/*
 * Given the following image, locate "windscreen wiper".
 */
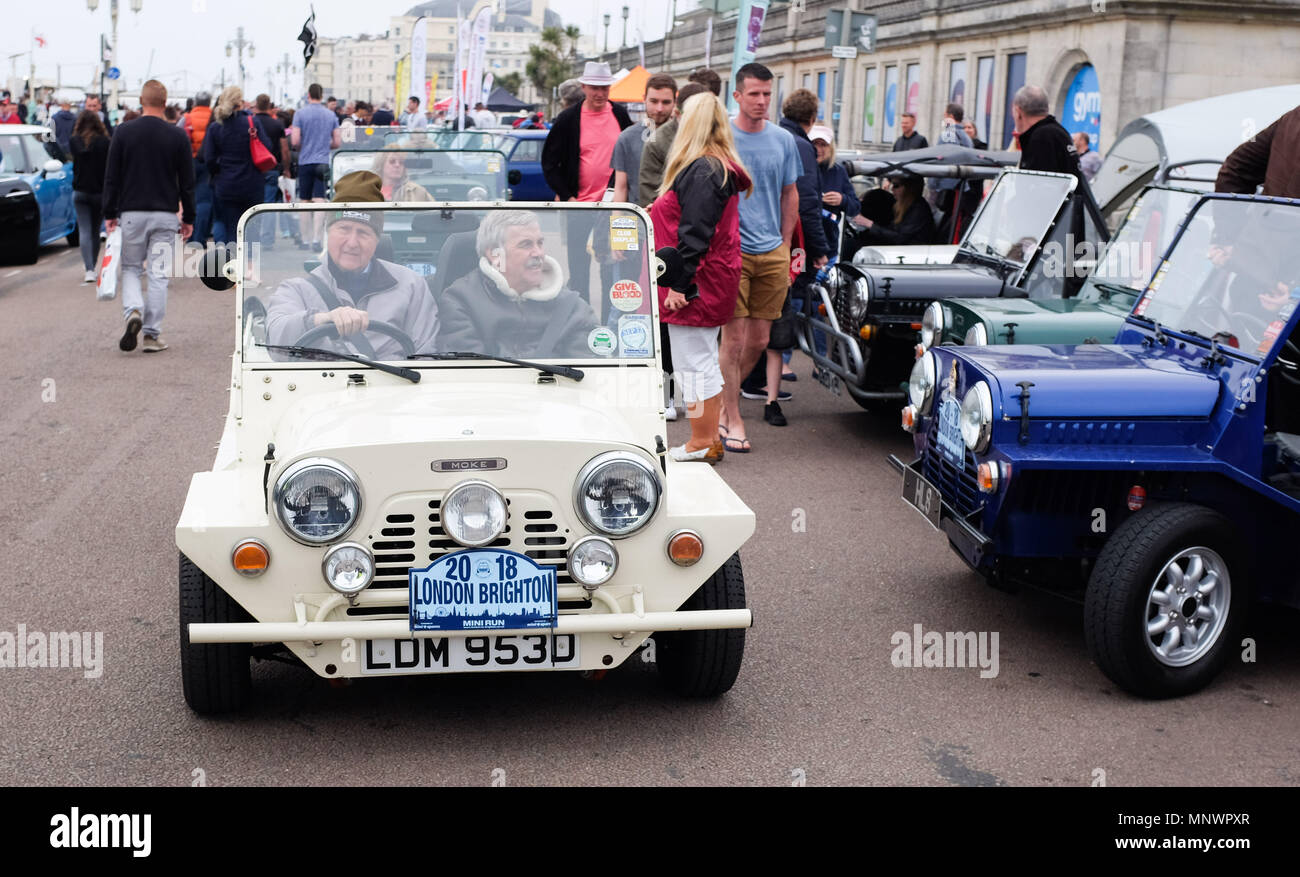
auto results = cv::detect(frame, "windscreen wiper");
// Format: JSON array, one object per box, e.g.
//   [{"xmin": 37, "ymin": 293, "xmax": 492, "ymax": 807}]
[
  {"xmin": 1091, "ymin": 281, "xmax": 1137, "ymax": 300},
  {"xmin": 258, "ymin": 343, "xmax": 421, "ymax": 383},
  {"xmin": 411, "ymin": 351, "xmax": 584, "ymax": 381}
]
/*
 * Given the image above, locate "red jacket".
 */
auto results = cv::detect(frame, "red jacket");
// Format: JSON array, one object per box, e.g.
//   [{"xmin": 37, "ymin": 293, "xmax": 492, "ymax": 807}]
[{"xmin": 649, "ymin": 157, "xmax": 750, "ymax": 328}]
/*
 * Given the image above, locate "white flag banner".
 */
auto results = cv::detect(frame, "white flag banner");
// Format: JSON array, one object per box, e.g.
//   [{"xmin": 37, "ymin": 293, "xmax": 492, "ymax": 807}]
[
  {"xmin": 481, "ymin": 72, "xmax": 494, "ymax": 103},
  {"xmin": 704, "ymin": 17, "xmax": 713, "ymax": 68},
  {"xmin": 638, "ymin": 31, "xmax": 645, "ymax": 70},
  {"xmin": 467, "ymin": 6, "xmax": 492, "ymax": 110},
  {"xmin": 410, "ymin": 16, "xmax": 428, "ymax": 111},
  {"xmin": 457, "ymin": 14, "xmax": 471, "ymax": 126}
]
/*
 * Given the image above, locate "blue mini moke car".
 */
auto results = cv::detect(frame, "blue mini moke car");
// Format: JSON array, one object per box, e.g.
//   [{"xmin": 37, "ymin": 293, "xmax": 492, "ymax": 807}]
[{"xmin": 892, "ymin": 192, "xmax": 1300, "ymax": 697}]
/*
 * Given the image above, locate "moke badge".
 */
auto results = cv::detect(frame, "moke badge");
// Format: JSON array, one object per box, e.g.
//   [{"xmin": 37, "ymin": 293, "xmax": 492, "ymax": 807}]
[{"xmin": 431, "ymin": 458, "xmax": 507, "ymax": 472}]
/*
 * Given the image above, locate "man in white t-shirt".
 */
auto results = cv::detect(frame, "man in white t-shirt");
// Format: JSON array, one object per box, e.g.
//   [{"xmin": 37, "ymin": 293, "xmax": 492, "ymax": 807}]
[{"xmin": 472, "ymin": 102, "xmax": 496, "ymax": 129}]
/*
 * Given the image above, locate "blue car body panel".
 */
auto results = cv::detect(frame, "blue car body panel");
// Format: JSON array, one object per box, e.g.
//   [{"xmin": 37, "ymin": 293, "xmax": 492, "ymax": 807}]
[
  {"xmin": 497, "ymin": 130, "xmax": 553, "ymax": 201},
  {"xmin": 1, "ymin": 128, "xmax": 77, "ymax": 246}
]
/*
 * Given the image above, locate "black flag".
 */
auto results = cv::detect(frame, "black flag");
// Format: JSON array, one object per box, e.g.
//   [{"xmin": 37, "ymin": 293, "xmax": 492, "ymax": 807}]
[{"xmin": 298, "ymin": 6, "xmax": 317, "ymax": 67}]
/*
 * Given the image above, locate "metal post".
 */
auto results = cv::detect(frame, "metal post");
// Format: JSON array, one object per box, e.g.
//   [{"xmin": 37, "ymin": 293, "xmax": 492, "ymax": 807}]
[
  {"xmin": 831, "ymin": 8, "xmax": 851, "ymax": 145},
  {"xmin": 109, "ymin": 0, "xmax": 119, "ymax": 117}
]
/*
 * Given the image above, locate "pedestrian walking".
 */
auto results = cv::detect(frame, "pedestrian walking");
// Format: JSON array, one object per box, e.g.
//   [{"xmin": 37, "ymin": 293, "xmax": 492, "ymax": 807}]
[
  {"xmin": 810, "ymin": 125, "xmax": 860, "ymax": 260},
  {"xmin": 892, "ymin": 112, "xmax": 928, "ymax": 151},
  {"xmin": 254, "ymin": 94, "xmax": 291, "ymax": 246},
  {"xmin": 202, "ymin": 86, "xmax": 275, "ymax": 248},
  {"xmin": 1216, "ymin": 104, "xmax": 1300, "ymax": 198},
  {"xmin": 182, "ymin": 91, "xmax": 221, "ymax": 245},
  {"xmin": 1074, "ymin": 132, "xmax": 1102, "ymax": 182},
  {"xmin": 637, "ymin": 82, "xmax": 709, "ymax": 207},
  {"xmin": 650, "ymin": 92, "xmax": 752, "ymax": 463},
  {"xmin": 611, "ymin": 73, "xmax": 676, "ymax": 205},
  {"xmin": 739, "ymin": 88, "xmax": 829, "ymax": 426},
  {"xmin": 0, "ymin": 97, "xmax": 21, "ymax": 124},
  {"xmin": 540, "ymin": 61, "xmax": 632, "ymax": 305},
  {"xmin": 370, "ymin": 104, "xmax": 395, "ymax": 126},
  {"xmin": 69, "ymin": 110, "xmax": 111, "ymax": 283},
  {"xmin": 934, "ymin": 103, "xmax": 974, "ymax": 241},
  {"xmin": 471, "ymin": 102, "xmax": 495, "ymax": 129},
  {"xmin": 50, "ymin": 99, "xmax": 77, "ymax": 153},
  {"xmin": 718, "ymin": 62, "xmax": 803, "ymax": 453},
  {"xmin": 290, "ymin": 83, "xmax": 341, "ymax": 251},
  {"xmin": 102, "ymin": 79, "xmax": 195, "ymax": 354}
]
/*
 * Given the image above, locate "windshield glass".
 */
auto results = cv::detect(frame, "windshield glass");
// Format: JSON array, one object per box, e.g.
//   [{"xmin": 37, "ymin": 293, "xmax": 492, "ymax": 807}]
[
  {"xmin": 961, "ymin": 171, "xmax": 1075, "ymax": 265},
  {"xmin": 330, "ymin": 149, "xmax": 508, "ymax": 201},
  {"xmin": 336, "ymin": 127, "xmax": 498, "ymax": 151},
  {"xmin": 1132, "ymin": 198, "xmax": 1300, "ymax": 356},
  {"xmin": 0, "ymin": 134, "xmax": 32, "ymax": 174},
  {"xmin": 1081, "ymin": 187, "xmax": 1201, "ymax": 299},
  {"xmin": 239, "ymin": 204, "xmax": 655, "ymax": 365}
]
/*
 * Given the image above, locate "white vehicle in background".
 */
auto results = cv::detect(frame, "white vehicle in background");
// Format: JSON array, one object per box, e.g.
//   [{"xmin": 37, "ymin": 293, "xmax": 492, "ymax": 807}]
[{"xmin": 175, "ymin": 200, "xmax": 755, "ymax": 714}]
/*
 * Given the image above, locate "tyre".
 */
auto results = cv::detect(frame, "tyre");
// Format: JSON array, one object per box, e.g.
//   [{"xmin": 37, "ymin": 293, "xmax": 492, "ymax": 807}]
[
  {"xmin": 1085, "ymin": 503, "xmax": 1246, "ymax": 698},
  {"xmin": 656, "ymin": 553, "xmax": 747, "ymax": 697},
  {"xmin": 10, "ymin": 223, "xmax": 39, "ymax": 265},
  {"xmin": 179, "ymin": 552, "xmax": 253, "ymax": 714}
]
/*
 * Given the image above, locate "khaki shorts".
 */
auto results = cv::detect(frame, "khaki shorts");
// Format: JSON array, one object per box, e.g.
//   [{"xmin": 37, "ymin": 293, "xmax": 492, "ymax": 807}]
[{"xmin": 736, "ymin": 243, "xmax": 790, "ymax": 321}]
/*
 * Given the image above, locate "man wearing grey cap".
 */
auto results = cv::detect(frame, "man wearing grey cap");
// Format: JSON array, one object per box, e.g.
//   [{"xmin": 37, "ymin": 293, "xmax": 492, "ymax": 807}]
[
  {"xmin": 265, "ymin": 171, "xmax": 440, "ymax": 360},
  {"xmin": 541, "ymin": 61, "xmax": 632, "ymax": 305}
]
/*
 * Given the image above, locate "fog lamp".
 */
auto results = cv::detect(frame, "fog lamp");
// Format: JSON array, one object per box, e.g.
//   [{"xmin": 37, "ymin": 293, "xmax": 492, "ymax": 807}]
[
  {"xmin": 567, "ymin": 536, "xmax": 618, "ymax": 589},
  {"xmin": 321, "ymin": 542, "xmax": 374, "ymax": 596}
]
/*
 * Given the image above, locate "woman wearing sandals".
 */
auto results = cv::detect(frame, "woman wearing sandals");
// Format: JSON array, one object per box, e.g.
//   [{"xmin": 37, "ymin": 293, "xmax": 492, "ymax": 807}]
[{"xmin": 649, "ymin": 93, "xmax": 752, "ymax": 463}]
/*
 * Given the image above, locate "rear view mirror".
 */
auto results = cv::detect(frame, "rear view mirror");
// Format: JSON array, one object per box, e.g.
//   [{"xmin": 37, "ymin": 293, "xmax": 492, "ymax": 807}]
[
  {"xmin": 197, "ymin": 245, "xmax": 235, "ymax": 291},
  {"xmin": 655, "ymin": 247, "xmax": 684, "ymax": 288},
  {"xmin": 42, "ymin": 159, "xmax": 63, "ymax": 174}
]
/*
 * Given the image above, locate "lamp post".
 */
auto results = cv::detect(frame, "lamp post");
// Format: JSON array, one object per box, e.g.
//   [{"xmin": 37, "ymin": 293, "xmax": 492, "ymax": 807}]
[
  {"xmin": 87, "ymin": 0, "xmax": 139, "ymax": 119},
  {"xmin": 603, "ymin": 14, "xmax": 610, "ymax": 56},
  {"xmin": 276, "ymin": 53, "xmax": 297, "ymax": 107},
  {"xmin": 226, "ymin": 26, "xmax": 255, "ymax": 96},
  {"xmin": 621, "ymin": 6, "xmax": 629, "ymax": 49}
]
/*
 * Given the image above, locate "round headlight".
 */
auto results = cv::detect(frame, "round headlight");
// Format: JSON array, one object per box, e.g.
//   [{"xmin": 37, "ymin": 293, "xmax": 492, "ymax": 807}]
[
  {"xmin": 920, "ymin": 301, "xmax": 944, "ymax": 349},
  {"xmin": 441, "ymin": 480, "xmax": 508, "ymax": 548},
  {"xmin": 850, "ymin": 275, "xmax": 872, "ymax": 324},
  {"xmin": 567, "ymin": 536, "xmax": 618, "ymax": 588},
  {"xmin": 960, "ymin": 381, "xmax": 994, "ymax": 453},
  {"xmin": 574, "ymin": 452, "xmax": 662, "ymax": 538},
  {"xmin": 908, "ymin": 351, "xmax": 937, "ymax": 415},
  {"xmin": 273, "ymin": 458, "xmax": 362, "ymax": 545},
  {"xmin": 466, "ymin": 185, "xmax": 489, "ymax": 201},
  {"xmin": 321, "ymin": 542, "xmax": 374, "ymax": 595},
  {"xmin": 964, "ymin": 322, "xmax": 988, "ymax": 346}
]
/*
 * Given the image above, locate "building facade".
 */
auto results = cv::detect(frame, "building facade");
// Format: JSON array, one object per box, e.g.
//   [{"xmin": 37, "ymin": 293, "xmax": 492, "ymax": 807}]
[{"xmin": 615, "ymin": 0, "xmax": 1300, "ymax": 153}]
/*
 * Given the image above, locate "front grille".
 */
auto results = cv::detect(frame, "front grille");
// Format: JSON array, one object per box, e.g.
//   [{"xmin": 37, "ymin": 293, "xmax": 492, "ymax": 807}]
[
  {"xmin": 921, "ymin": 419, "xmax": 981, "ymax": 517},
  {"xmin": 368, "ymin": 492, "xmax": 574, "ymax": 590}
]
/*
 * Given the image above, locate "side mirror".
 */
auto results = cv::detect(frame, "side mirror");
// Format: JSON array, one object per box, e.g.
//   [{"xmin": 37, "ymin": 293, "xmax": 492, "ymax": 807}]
[
  {"xmin": 655, "ymin": 246, "xmax": 684, "ymax": 288},
  {"xmin": 197, "ymin": 245, "xmax": 235, "ymax": 291},
  {"xmin": 507, "ymin": 169, "xmax": 522, "ymax": 185},
  {"xmin": 42, "ymin": 159, "xmax": 63, "ymax": 174}
]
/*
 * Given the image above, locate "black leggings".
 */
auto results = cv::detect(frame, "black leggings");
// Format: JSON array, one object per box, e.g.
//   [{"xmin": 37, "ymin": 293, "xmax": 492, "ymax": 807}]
[{"xmin": 73, "ymin": 191, "xmax": 103, "ymax": 271}]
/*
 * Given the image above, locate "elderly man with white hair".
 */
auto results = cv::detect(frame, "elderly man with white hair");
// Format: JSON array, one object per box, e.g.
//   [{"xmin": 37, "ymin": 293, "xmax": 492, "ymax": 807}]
[{"xmin": 437, "ymin": 210, "xmax": 599, "ymax": 358}]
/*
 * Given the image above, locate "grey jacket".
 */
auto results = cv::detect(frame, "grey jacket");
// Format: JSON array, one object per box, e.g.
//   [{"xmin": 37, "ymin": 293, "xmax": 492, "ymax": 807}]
[{"xmin": 266, "ymin": 258, "xmax": 440, "ymax": 360}]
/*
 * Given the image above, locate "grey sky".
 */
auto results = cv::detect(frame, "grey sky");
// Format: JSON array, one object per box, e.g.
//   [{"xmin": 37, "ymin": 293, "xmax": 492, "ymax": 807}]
[{"xmin": 2, "ymin": 1, "xmax": 685, "ymax": 99}]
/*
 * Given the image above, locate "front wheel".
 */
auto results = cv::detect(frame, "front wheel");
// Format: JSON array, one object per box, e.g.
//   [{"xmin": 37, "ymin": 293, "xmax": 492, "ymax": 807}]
[
  {"xmin": 1085, "ymin": 504, "xmax": 1246, "ymax": 698},
  {"xmin": 656, "ymin": 553, "xmax": 747, "ymax": 697},
  {"xmin": 179, "ymin": 552, "xmax": 253, "ymax": 714}
]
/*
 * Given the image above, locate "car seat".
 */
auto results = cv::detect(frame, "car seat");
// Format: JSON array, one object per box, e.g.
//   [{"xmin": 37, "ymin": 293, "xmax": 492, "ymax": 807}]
[{"xmin": 428, "ymin": 230, "xmax": 481, "ymax": 301}]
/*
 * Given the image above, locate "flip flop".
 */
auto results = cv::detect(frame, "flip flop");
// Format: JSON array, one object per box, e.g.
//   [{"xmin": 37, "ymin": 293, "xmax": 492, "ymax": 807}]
[
  {"xmin": 723, "ymin": 436, "xmax": 751, "ymax": 453},
  {"xmin": 718, "ymin": 424, "xmax": 729, "ymax": 440}
]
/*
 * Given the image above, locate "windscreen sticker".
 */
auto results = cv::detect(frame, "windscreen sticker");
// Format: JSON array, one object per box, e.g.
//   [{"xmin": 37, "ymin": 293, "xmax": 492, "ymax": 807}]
[
  {"xmin": 487, "ymin": 159, "xmax": 501, "ymax": 173},
  {"xmin": 618, "ymin": 314, "xmax": 653, "ymax": 358},
  {"xmin": 1146, "ymin": 261, "xmax": 1168, "ymax": 294},
  {"xmin": 610, "ymin": 216, "xmax": 640, "ymax": 251},
  {"xmin": 1258, "ymin": 320, "xmax": 1285, "ymax": 356},
  {"xmin": 588, "ymin": 327, "xmax": 616, "ymax": 357},
  {"xmin": 609, "ymin": 279, "xmax": 644, "ymax": 312}
]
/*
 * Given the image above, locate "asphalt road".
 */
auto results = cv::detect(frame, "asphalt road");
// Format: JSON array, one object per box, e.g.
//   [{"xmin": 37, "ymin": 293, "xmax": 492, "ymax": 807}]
[{"xmin": 1, "ymin": 241, "xmax": 1298, "ymax": 787}]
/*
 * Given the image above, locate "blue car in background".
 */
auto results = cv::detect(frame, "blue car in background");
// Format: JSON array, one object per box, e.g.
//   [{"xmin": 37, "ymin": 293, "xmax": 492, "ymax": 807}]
[
  {"xmin": 0, "ymin": 125, "xmax": 77, "ymax": 264},
  {"xmin": 894, "ymin": 193, "xmax": 1300, "ymax": 698},
  {"xmin": 494, "ymin": 129, "xmax": 553, "ymax": 201}
]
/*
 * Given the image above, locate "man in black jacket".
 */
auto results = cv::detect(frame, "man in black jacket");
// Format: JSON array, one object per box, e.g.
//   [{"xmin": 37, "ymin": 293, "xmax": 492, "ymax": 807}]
[
  {"xmin": 103, "ymin": 79, "xmax": 194, "ymax": 354},
  {"xmin": 1012, "ymin": 85, "xmax": 1083, "ymax": 181},
  {"xmin": 541, "ymin": 61, "xmax": 632, "ymax": 304}
]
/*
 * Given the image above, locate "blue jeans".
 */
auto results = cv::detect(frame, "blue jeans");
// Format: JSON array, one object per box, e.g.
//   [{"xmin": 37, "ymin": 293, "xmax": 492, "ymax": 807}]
[
  {"xmin": 792, "ymin": 297, "xmax": 828, "ymax": 358},
  {"xmin": 261, "ymin": 170, "xmax": 280, "ymax": 245},
  {"xmin": 189, "ymin": 159, "xmax": 226, "ymax": 245}
]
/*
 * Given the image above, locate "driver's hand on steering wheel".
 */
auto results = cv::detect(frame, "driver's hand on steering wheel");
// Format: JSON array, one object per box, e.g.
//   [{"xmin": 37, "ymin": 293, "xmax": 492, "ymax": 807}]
[
  {"xmin": 314, "ymin": 306, "xmax": 370, "ymax": 336},
  {"xmin": 1259, "ymin": 282, "xmax": 1291, "ymax": 313},
  {"xmin": 1207, "ymin": 244, "xmax": 1233, "ymax": 267}
]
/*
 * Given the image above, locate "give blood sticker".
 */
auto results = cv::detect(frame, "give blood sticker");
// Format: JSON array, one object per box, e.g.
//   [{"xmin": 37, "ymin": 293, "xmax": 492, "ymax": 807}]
[{"xmin": 609, "ymin": 279, "xmax": 644, "ymax": 312}]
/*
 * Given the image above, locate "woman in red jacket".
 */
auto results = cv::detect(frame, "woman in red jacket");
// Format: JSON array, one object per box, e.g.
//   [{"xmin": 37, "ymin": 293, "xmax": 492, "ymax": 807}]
[{"xmin": 650, "ymin": 94, "xmax": 752, "ymax": 463}]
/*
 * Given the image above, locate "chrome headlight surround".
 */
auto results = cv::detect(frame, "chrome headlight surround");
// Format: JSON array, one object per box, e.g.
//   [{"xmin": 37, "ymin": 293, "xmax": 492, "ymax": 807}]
[
  {"xmin": 272, "ymin": 457, "xmax": 363, "ymax": 546},
  {"xmin": 466, "ymin": 185, "xmax": 489, "ymax": 201},
  {"xmin": 908, "ymin": 351, "xmax": 938, "ymax": 415},
  {"xmin": 441, "ymin": 479, "xmax": 509, "ymax": 548},
  {"xmin": 567, "ymin": 536, "xmax": 619, "ymax": 588},
  {"xmin": 964, "ymin": 322, "xmax": 989, "ymax": 346},
  {"xmin": 920, "ymin": 301, "xmax": 944, "ymax": 349},
  {"xmin": 960, "ymin": 381, "xmax": 994, "ymax": 453},
  {"xmin": 321, "ymin": 542, "xmax": 375, "ymax": 595},
  {"xmin": 573, "ymin": 451, "xmax": 663, "ymax": 539}
]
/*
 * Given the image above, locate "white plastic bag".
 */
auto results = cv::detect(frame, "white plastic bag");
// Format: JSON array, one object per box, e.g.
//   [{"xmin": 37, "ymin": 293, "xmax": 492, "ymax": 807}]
[
  {"xmin": 96, "ymin": 227, "xmax": 122, "ymax": 301},
  {"xmin": 278, "ymin": 174, "xmax": 295, "ymax": 204}
]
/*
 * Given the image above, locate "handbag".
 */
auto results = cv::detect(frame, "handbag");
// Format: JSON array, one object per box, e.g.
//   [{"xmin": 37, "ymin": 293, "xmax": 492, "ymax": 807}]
[{"xmin": 247, "ymin": 115, "xmax": 277, "ymax": 172}]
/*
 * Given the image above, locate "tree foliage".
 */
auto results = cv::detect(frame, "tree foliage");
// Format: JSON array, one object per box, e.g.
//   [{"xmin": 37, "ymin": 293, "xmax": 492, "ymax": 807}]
[{"xmin": 526, "ymin": 25, "xmax": 581, "ymax": 115}]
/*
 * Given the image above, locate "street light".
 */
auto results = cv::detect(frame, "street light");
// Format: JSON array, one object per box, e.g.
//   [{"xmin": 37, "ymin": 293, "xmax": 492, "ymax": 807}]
[
  {"xmin": 621, "ymin": 6, "xmax": 629, "ymax": 49},
  {"xmin": 87, "ymin": 0, "xmax": 139, "ymax": 118},
  {"xmin": 226, "ymin": 26, "xmax": 255, "ymax": 95},
  {"xmin": 603, "ymin": 14, "xmax": 610, "ymax": 55}
]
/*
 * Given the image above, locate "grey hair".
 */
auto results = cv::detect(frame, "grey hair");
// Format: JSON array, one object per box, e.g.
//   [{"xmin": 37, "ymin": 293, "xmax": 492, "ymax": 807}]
[
  {"xmin": 193, "ymin": 91, "xmax": 212, "ymax": 106},
  {"xmin": 558, "ymin": 79, "xmax": 584, "ymax": 109},
  {"xmin": 477, "ymin": 210, "xmax": 541, "ymax": 256},
  {"xmin": 1013, "ymin": 85, "xmax": 1049, "ymax": 117}
]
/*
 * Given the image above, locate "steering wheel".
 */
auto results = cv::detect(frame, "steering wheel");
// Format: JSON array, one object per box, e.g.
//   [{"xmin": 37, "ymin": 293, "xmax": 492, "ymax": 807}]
[
  {"xmin": 1274, "ymin": 336, "xmax": 1300, "ymax": 387},
  {"xmin": 1226, "ymin": 310, "xmax": 1272, "ymax": 351},
  {"xmin": 294, "ymin": 319, "xmax": 417, "ymax": 359}
]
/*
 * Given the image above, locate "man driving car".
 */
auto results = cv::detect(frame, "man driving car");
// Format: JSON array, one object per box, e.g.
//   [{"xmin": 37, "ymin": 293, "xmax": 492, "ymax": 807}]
[
  {"xmin": 437, "ymin": 210, "xmax": 599, "ymax": 358},
  {"xmin": 265, "ymin": 171, "xmax": 440, "ymax": 359}
]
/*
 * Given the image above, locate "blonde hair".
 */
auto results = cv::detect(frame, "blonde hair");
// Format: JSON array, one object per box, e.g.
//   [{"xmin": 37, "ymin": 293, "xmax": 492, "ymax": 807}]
[
  {"xmin": 814, "ymin": 136, "xmax": 836, "ymax": 168},
  {"xmin": 371, "ymin": 145, "xmax": 410, "ymax": 188},
  {"xmin": 213, "ymin": 86, "xmax": 243, "ymax": 122},
  {"xmin": 658, "ymin": 94, "xmax": 751, "ymax": 199}
]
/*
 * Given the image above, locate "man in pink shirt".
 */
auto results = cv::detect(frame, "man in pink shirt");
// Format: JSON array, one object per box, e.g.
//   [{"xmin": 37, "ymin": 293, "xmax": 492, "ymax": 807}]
[{"xmin": 541, "ymin": 61, "xmax": 632, "ymax": 302}]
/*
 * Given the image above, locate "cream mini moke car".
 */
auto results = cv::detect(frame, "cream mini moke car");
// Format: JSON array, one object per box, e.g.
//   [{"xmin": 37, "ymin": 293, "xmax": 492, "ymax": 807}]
[{"xmin": 176, "ymin": 200, "xmax": 754, "ymax": 714}]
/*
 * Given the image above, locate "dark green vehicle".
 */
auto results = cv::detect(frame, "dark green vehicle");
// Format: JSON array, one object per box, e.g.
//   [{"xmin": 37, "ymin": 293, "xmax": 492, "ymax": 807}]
[{"xmin": 921, "ymin": 185, "xmax": 1202, "ymax": 350}]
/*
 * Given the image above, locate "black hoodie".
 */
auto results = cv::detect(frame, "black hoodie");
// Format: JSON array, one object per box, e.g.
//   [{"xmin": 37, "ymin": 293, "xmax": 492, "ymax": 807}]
[{"xmin": 779, "ymin": 116, "xmax": 830, "ymax": 262}]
